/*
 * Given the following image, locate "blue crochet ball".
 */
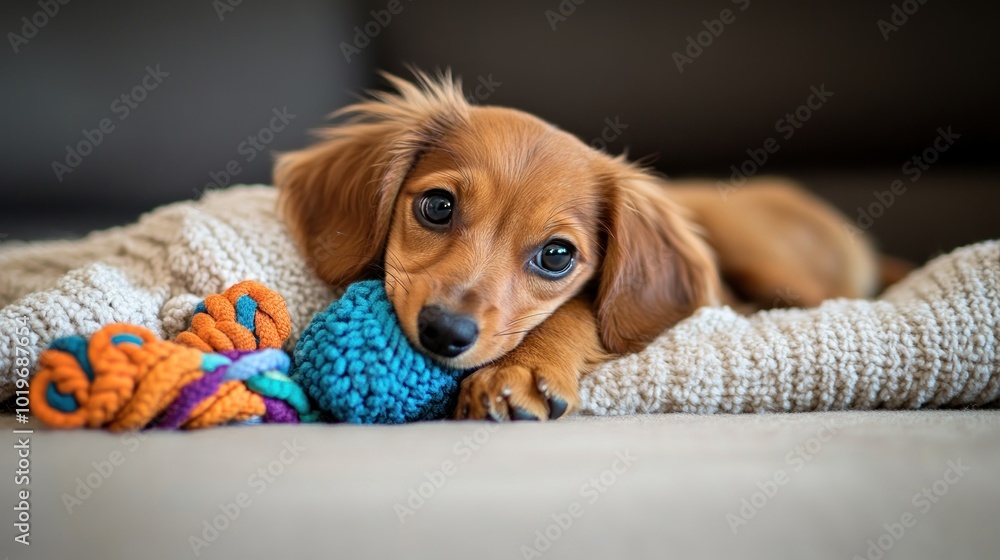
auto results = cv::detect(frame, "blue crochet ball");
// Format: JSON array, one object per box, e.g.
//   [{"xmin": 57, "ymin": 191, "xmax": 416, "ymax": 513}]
[{"xmin": 291, "ymin": 280, "xmax": 468, "ymax": 424}]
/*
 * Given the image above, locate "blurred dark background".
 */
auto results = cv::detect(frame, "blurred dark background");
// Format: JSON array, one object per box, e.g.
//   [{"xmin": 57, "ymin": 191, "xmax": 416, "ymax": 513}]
[{"xmin": 1, "ymin": 0, "xmax": 997, "ymax": 263}]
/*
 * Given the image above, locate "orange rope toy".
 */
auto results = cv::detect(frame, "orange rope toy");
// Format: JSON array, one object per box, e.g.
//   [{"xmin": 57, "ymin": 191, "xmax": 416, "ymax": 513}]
[
  {"xmin": 174, "ymin": 280, "xmax": 291, "ymax": 352},
  {"xmin": 29, "ymin": 281, "xmax": 316, "ymax": 431}
]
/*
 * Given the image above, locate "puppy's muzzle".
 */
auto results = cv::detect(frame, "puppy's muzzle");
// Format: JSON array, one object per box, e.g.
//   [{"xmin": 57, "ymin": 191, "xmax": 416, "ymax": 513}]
[{"xmin": 418, "ymin": 305, "xmax": 478, "ymax": 358}]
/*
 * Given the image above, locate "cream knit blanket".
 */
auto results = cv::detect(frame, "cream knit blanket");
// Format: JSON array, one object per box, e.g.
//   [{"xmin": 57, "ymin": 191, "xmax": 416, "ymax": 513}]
[{"xmin": 2, "ymin": 185, "xmax": 997, "ymax": 413}]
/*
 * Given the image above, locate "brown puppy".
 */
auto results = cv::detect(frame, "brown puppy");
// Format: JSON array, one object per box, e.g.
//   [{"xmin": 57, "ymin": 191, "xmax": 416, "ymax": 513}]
[{"xmin": 276, "ymin": 71, "xmax": 877, "ymax": 421}]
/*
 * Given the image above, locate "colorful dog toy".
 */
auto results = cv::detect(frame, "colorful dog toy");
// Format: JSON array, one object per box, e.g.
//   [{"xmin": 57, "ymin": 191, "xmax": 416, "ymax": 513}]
[
  {"xmin": 29, "ymin": 281, "xmax": 316, "ymax": 431},
  {"xmin": 29, "ymin": 328, "xmax": 317, "ymax": 431},
  {"xmin": 174, "ymin": 279, "xmax": 291, "ymax": 353},
  {"xmin": 292, "ymin": 280, "xmax": 466, "ymax": 424},
  {"xmin": 30, "ymin": 279, "xmax": 466, "ymax": 429}
]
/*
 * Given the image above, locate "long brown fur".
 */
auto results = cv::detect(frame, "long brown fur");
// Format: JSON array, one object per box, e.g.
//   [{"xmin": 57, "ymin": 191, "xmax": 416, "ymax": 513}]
[{"xmin": 276, "ymin": 71, "xmax": 878, "ymax": 421}]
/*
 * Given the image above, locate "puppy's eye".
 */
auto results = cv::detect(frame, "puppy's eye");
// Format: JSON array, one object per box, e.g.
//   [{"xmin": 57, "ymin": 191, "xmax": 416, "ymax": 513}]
[
  {"xmin": 415, "ymin": 190, "xmax": 454, "ymax": 227},
  {"xmin": 531, "ymin": 240, "xmax": 576, "ymax": 278}
]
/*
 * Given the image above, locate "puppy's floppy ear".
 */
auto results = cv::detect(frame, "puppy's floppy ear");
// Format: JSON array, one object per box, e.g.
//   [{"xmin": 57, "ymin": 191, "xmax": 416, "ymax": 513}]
[
  {"xmin": 595, "ymin": 163, "xmax": 720, "ymax": 354},
  {"xmin": 275, "ymin": 71, "xmax": 469, "ymax": 285}
]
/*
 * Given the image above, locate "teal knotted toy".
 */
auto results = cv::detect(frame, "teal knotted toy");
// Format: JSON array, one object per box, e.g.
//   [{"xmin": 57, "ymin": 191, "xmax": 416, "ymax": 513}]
[{"xmin": 291, "ymin": 280, "xmax": 469, "ymax": 423}]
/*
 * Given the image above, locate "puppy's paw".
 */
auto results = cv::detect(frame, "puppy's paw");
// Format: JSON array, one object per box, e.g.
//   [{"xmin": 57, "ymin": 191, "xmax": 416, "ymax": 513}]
[{"xmin": 455, "ymin": 359, "xmax": 579, "ymax": 421}]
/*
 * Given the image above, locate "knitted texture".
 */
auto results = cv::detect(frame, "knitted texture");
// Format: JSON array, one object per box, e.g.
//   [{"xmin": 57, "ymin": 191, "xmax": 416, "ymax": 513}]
[
  {"xmin": 29, "ymin": 324, "xmax": 318, "ymax": 431},
  {"xmin": 292, "ymin": 280, "xmax": 467, "ymax": 423},
  {"xmin": 579, "ymin": 241, "xmax": 1000, "ymax": 414},
  {"xmin": 0, "ymin": 185, "xmax": 336, "ymax": 403},
  {"xmin": 2, "ymin": 185, "xmax": 998, "ymax": 415}
]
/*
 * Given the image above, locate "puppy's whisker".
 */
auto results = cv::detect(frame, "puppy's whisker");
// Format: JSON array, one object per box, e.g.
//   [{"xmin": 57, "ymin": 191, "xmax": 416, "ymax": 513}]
[
  {"xmin": 384, "ymin": 261, "xmax": 412, "ymax": 296},
  {"xmin": 410, "ymin": 257, "xmax": 432, "ymax": 278},
  {"xmin": 384, "ymin": 249, "xmax": 412, "ymax": 285},
  {"xmin": 494, "ymin": 310, "xmax": 557, "ymax": 337},
  {"xmin": 505, "ymin": 311, "xmax": 553, "ymax": 326},
  {"xmin": 361, "ymin": 258, "xmax": 409, "ymax": 296},
  {"xmin": 382, "ymin": 265, "xmax": 410, "ymax": 295},
  {"xmin": 329, "ymin": 251, "xmax": 411, "ymax": 295},
  {"xmin": 382, "ymin": 267, "xmax": 404, "ymax": 285},
  {"xmin": 494, "ymin": 329, "xmax": 533, "ymax": 338}
]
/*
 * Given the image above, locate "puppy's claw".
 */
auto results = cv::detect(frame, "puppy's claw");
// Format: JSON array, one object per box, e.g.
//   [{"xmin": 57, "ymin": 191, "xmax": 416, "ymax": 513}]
[
  {"xmin": 546, "ymin": 395, "xmax": 568, "ymax": 420},
  {"xmin": 510, "ymin": 406, "xmax": 540, "ymax": 421},
  {"xmin": 481, "ymin": 393, "xmax": 505, "ymax": 422},
  {"xmin": 536, "ymin": 376, "xmax": 568, "ymax": 419},
  {"xmin": 456, "ymin": 362, "xmax": 578, "ymax": 422}
]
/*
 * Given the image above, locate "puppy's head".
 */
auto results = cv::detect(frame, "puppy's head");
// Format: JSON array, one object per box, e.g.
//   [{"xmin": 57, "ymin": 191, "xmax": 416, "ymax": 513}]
[{"xmin": 277, "ymin": 72, "xmax": 718, "ymax": 368}]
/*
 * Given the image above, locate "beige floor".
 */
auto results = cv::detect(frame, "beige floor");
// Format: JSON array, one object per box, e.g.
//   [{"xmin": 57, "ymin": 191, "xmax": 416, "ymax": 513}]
[{"xmin": 2, "ymin": 410, "xmax": 999, "ymax": 560}]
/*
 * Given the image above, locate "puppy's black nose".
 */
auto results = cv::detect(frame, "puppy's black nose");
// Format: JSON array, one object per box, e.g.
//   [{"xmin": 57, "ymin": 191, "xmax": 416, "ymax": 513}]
[{"xmin": 418, "ymin": 305, "xmax": 478, "ymax": 357}]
